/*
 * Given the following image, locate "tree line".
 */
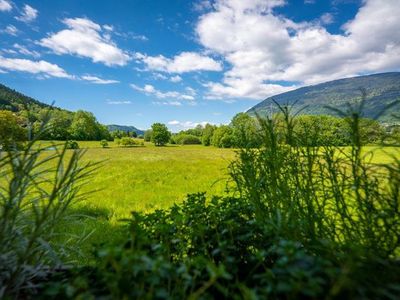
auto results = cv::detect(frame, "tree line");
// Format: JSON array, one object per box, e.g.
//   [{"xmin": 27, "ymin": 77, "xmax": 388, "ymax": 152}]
[
  {"xmin": 1, "ymin": 108, "xmax": 399, "ymax": 150},
  {"xmin": 145, "ymin": 112, "xmax": 399, "ymax": 148}
]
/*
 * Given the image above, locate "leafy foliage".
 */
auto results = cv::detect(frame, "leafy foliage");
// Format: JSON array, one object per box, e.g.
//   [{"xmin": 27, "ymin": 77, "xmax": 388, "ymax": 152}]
[
  {"xmin": 0, "ymin": 110, "xmax": 26, "ymax": 149},
  {"xmin": 0, "ymin": 122, "xmax": 95, "ymax": 298},
  {"xmin": 172, "ymin": 134, "xmax": 202, "ymax": 145},
  {"xmin": 151, "ymin": 123, "xmax": 171, "ymax": 146}
]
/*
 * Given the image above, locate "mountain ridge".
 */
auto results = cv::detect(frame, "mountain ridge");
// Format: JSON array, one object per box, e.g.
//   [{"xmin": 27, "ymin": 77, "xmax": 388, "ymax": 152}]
[
  {"xmin": 247, "ymin": 72, "xmax": 400, "ymax": 122},
  {"xmin": 0, "ymin": 83, "xmax": 144, "ymax": 132},
  {"xmin": 107, "ymin": 124, "xmax": 145, "ymax": 135}
]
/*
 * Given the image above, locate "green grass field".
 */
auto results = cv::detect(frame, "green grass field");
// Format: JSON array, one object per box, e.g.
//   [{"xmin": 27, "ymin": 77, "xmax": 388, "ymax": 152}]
[
  {"xmin": 50, "ymin": 142, "xmax": 236, "ymax": 263},
  {"xmin": 47, "ymin": 141, "xmax": 398, "ymax": 264}
]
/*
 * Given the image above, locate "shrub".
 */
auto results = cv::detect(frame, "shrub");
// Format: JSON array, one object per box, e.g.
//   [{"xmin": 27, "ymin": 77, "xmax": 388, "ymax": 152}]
[
  {"xmin": 100, "ymin": 139, "xmax": 109, "ymax": 148},
  {"xmin": 119, "ymin": 137, "xmax": 138, "ymax": 147},
  {"xmin": 42, "ymin": 192, "xmax": 400, "ymax": 299},
  {"xmin": 66, "ymin": 140, "xmax": 79, "ymax": 149},
  {"xmin": 173, "ymin": 134, "xmax": 201, "ymax": 145}
]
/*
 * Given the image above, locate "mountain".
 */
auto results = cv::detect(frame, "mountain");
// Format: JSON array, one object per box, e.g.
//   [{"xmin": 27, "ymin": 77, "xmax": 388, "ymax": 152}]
[
  {"xmin": 0, "ymin": 83, "xmax": 55, "ymax": 112},
  {"xmin": 247, "ymin": 72, "xmax": 400, "ymax": 122},
  {"xmin": 0, "ymin": 83, "xmax": 144, "ymax": 134},
  {"xmin": 107, "ymin": 124, "xmax": 145, "ymax": 136}
]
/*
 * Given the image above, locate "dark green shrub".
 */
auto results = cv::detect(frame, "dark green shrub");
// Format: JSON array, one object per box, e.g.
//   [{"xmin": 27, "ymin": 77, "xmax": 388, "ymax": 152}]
[
  {"xmin": 173, "ymin": 134, "xmax": 202, "ymax": 145},
  {"xmin": 66, "ymin": 140, "xmax": 79, "ymax": 149},
  {"xmin": 100, "ymin": 139, "xmax": 109, "ymax": 148}
]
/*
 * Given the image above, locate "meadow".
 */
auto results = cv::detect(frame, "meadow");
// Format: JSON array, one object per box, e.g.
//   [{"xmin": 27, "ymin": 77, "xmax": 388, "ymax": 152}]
[
  {"xmin": 50, "ymin": 141, "xmax": 399, "ymax": 264},
  {"xmin": 65, "ymin": 141, "xmax": 398, "ymax": 217},
  {"xmin": 48, "ymin": 142, "xmax": 236, "ymax": 263}
]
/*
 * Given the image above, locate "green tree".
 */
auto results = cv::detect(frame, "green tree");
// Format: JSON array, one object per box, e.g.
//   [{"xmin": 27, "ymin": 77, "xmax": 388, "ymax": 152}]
[
  {"xmin": 212, "ymin": 125, "xmax": 233, "ymax": 148},
  {"xmin": 144, "ymin": 129, "xmax": 153, "ymax": 142},
  {"xmin": 202, "ymin": 124, "xmax": 216, "ymax": 146},
  {"xmin": 44, "ymin": 110, "xmax": 73, "ymax": 140},
  {"xmin": 0, "ymin": 110, "xmax": 26, "ymax": 149},
  {"xmin": 151, "ymin": 123, "xmax": 171, "ymax": 146},
  {"xmin": 231, "ymin": 113, "xmax": 261, "ymax": 148},
  {"xmin": 69, "ymin": 110, "xmax": 110, "ymax": 141}
]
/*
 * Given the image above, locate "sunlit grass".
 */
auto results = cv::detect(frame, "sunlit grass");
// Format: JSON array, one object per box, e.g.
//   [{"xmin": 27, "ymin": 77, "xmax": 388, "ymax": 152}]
[{"xmin": 42, "ymin": 141, "xmax": 398, "ymax": 264}]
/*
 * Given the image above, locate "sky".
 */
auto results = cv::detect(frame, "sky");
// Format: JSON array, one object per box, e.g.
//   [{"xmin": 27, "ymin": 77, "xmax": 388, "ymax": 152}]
[{"xmin": 0, "ymin": 0, "xmax": 399, "ymax": 131}]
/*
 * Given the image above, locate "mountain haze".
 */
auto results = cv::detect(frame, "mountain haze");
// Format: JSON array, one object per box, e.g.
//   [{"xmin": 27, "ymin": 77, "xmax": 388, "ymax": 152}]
[
  {"xmin": 107, "ymin": 125, "xmax": 145, "ymax": 135},
  {"xmin": 247, "ymin": 73, "xmax": 400, "ymax": 122}
]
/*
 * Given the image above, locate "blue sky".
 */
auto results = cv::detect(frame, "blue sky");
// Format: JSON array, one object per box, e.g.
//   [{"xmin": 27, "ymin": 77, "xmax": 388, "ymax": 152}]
[{"xmin": 1, "ymin": 0, "xmax": 399, "ymax": 131}]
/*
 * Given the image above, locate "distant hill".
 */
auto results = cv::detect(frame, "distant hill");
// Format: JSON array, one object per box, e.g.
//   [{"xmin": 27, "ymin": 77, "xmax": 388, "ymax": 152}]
[
  {"xmin": 0, "ymin": 83, "xmax": 55, "ymax": 112},
  {"xmin": 247, "ymin": 72, "xmax": 400, "ymax": 122},
  {"xmin": 107, "ymin": 124, "xmax": 145, "ymax": 136},
  {"xmin": 0, "ymin": 83, "xmax": 144, "ymax": 134}
]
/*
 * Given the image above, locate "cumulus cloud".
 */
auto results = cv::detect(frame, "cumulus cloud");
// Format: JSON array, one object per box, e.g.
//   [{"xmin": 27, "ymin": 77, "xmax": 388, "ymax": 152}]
[
  {"xmin": 0, "ymin": 56, "xmax": 72, "ymax": 78},
  {"xmin": 2, "ymin": 25, "xmax": 18, "ymax": 36},
  {"xmin": 15, "ymin": 4, "xmax": 38, "ymax": 22},
  {"xmin": 130, "ymin": 83, "xmax": 196, "ymax": 101},
  {"xmin": 135, "ymin": 51, "xmax": 222, "ymax": 73},
  {"xmin": 195, "ymin": 0, "xmax": 400, "ymax": 100},
  {"xmin": 81, "ymin": 75, "xmax": 119, "ymax": 84},
  {"xmin": 39, "ymin": 17, "xmax": 130, "ymax": 66},
  {"xmin": 0, "ymin": 0, "xmax": 12, "ymax": 12}
]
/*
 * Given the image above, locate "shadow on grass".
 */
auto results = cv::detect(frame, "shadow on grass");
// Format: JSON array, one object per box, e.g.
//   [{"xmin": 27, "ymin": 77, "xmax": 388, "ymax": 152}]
[{"xmin": 54, "ymin": 205, "xmax": 130, "ymax": 266}]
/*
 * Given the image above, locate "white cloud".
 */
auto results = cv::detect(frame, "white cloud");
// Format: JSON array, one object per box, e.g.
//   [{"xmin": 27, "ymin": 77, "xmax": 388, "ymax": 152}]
[
  {"xmin": 193, "ymin": 0, "xmax": 213, "ymax": 12},
  {"xmin": 168, "ymin": 120, "xmax": 180, "ymax": 125},
  {"xmin": 0, "ymin": 0, "xmax": 12, "ymax": 11},
  {"xmin": 195, "ymin": 0, "xmax": 400, "ymax": 100},
  {"xmin": 0, "ymin": 56, "xmax": 72, "ymax": 78},
  {"xmin": 153, "ymin": 101, "xmax": 183, "ymax": 106},
  {"xmin": 168, "ymin": 120, "xmax": 211, "ymax": 129},
  {"xmin": 81, "ymin": 75, "xmax": 119, "ymax": 84},
  {"xmin": 320, "ymin": 13, "xmax": 334, "ymax": 25},
  {"xmin": 13, "ymin": 43, "xmax": 40, "ymax": 58},
  {"xmin": 15, "ymin": 4, "xmax": 38, "ymax": 22},
  {"xmin": 130, "ymin": 83, "xmax": 196, "ymax": 101},
  {"xmin": 170, "ymin": 75, "xmax": 182, "ymax": 82},
  {"xmin": 103, "ymin": 24, "xmax": 114, "ymax": 31},
  {"xmin": 2, "ymin": 25, "xmax": 18, "ymax": 36},
  {"xmin": 107, "ymin": 100, "xmax": 131, "ymax": 105},
  {"xmin": 135, "ymin": 51, "xmax": 222, "ymax": 73},
  {"xmin": 39, "ymin": 17, "xmax": 130, "ymax": 66}
]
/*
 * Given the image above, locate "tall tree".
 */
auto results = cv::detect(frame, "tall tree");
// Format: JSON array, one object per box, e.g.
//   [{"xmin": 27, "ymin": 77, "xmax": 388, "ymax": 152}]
[
  {"xmin": 151, "ymin": 123, "xmax": 171, "ymax": 146},
  {"xmin": 0, "ymin": 110, "xmax": 26, "ymax": 149}
]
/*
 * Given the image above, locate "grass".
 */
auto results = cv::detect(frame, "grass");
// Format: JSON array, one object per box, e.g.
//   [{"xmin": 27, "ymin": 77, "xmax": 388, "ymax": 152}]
[
  {"xmin": 48, "ymin": 142, "xmax": 235, "ymax": 263},
  {"xmin": 40, "ymin": 140, "xmax": 398, "ymax": 264}
]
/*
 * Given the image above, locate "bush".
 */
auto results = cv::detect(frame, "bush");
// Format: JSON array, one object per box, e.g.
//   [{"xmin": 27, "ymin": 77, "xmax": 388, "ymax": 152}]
[
  {"xmin": 119, "ymin": 137, "xmax": 138, "ymax": 147},
  {"xmin": 66, "ymin": 140, "xmax": 79, "ymax": 149},
  {"xmin": 42, "ymin": 193, "xmax": 400, "ymax": 299},
  {"xmin": 173, "ymin": 134, "xmax": 202, "ymax": 145},
  {"xmin": 100, "ymin": 139, "xmax": 109, "ymax": 148}
]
